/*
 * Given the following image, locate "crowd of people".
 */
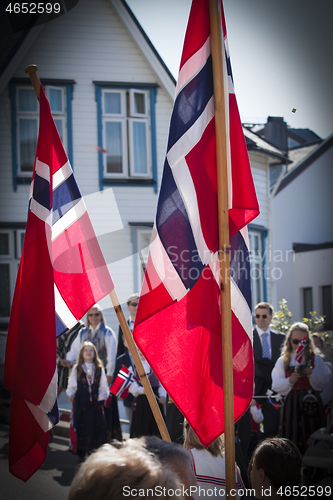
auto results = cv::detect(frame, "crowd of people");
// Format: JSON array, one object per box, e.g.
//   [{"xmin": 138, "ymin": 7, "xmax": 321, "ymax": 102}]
[{"xmin": 56, "ymin": 297, "xmax": 332, "ymax": 496}]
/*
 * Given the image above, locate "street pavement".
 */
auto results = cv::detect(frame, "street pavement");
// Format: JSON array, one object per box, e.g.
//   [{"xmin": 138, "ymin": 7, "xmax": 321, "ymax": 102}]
[
  {"xmin": 0, "ymin": 423, "xmax": 79, "ymax": 500},
  {"xmin": 0, "ymin": 392, "xmax": 130, "ymax": 499}
]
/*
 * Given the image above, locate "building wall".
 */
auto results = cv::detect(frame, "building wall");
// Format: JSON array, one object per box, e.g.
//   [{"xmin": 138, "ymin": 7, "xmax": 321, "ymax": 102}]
[
  {"xmin": 272, "ymin": 145, "xmax": 333, "ymax": 319},
  {"xmin": 248, "ymin": 151, "xmax": 273, "ymax": 305},
  {"xmin": 0, "ymin": 0, "xmax": 173, "ymax": 333}
]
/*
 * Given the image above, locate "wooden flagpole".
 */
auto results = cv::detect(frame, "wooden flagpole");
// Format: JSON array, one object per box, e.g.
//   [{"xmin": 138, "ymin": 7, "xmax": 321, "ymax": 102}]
[
  {"xmin": 108, "ymin": 290, "xmax": 171, "ymax": 442},
  {"xmin": 209, "ymin": 0, "xmax": 236, "ymax": 493},
  {"xmin": 25, "ymin": 64, "xmax": 171, "ymax": 443}
]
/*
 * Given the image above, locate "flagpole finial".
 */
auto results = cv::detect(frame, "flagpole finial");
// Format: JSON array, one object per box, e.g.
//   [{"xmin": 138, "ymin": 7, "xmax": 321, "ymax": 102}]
[{"xmin": 25, "ymin": 65, "xmax": 40, "ymax": 100}]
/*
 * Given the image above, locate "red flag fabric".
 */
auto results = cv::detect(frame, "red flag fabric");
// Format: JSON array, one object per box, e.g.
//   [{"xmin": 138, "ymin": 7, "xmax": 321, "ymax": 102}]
[
  {"xmin": 110, "ymin": 365, "xmax": 135, "ymax": 399},
  {"xmin": 133, "ymin": 0, "xmax": 259, "ymax": 447},
  {"xmin": 4, "ymin": 86, "xmax": 114, "ymax": 481}
]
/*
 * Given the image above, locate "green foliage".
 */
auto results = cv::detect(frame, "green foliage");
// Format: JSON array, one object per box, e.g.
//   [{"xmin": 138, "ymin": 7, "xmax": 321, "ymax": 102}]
[
  {"xmin": 271, "ymin": 299, "xmax": 333, "ymax": 363},
  {"xmin": 271, "ymin": 299, "xmax": 292, "ymax": 334},
  {"xmin": 302, "ymin": 311, "xmax": 325, "ymax": 333}
]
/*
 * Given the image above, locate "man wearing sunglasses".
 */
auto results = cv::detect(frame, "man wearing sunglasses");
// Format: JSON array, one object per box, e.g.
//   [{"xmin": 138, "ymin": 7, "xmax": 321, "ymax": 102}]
[{"xmin": 253, "ymin": 302, "xmax": 285, "ymax": 439}]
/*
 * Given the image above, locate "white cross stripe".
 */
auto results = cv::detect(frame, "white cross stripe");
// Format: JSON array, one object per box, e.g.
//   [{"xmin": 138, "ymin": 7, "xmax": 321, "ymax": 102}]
[
  {"xmin": 176, "ymin": 36, "xmax": 211, "ymax": 98},
  {"xmin": 231, "ymin": 277, "xmax": 253, "ymax": 343},
  {"xmin": 30, "ymin": 198, "xmax": 52, "ymax": 225},
  {"xmin": 35, "ymin": 158, "xmax": 50, "ymax": 182},
  {"xmin": 53, "ymin": 161, "xmax": 73, "ymax": 190},
  {"xmin": 51, "ymin": 198, "xmax": 86, "ymax": 241},
  {"xmin": 54, "ymin": 284, "xmax": 77, "ymax": 330}
]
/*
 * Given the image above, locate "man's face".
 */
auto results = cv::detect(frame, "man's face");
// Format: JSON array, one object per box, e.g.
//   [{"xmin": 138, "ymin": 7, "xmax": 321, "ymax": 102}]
[{"xmin": 255, "ymin": 307, "xmax": 272, "ymax": 332}]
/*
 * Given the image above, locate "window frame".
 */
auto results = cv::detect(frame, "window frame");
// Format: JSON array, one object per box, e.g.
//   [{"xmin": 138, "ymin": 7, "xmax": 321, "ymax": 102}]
[
  {"xmin": 302, "ymin": 287, "xmax": 313, "ymax": 318},
  {"xmin": 0, "ymin": 230, "xmax": 13, "ymax": 259},
  {"xmin": 95, "ymin": 82, "xmax": 158, "ymax": 192},
  {"xmin": 10, "ymin": 79, "xmax": 75, "ymax": 191},
  {"xmin": 15, "ymin": 85, "xmax": 39, "ymax": 176},
  {"xmin": 129, "ymin": 223, "xmax": 153, "ymax": 292},
  {"xmin": 248, "ymin": 225, "xmax": 268, "ymax": 310},
  {"xmin": 0, "ymin": 227, "xmax": 25, "ymax": 325},
  {"xmin": 128, "ymin": 117, "xmax": 151, "ymax": 178},
  {"xmin": 102, "ymin": 89, "xmax": 128, "ymax": 179}
]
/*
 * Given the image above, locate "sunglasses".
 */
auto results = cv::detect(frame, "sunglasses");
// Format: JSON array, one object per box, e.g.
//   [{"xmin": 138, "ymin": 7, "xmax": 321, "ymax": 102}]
[
  {"xmin": 292, "ymin": 339, "xmax": 302, "ymax": 345},
  {"xmin": 88, "ymin": 313, "xmax": 100, "ymax": 317},
  {"xmin": 129, "ymin": 302, "xmax": 138, "ymax": 307},
  {"xmin": 255, "ymin": 314, "xmax": 268, "ymax": 319}
]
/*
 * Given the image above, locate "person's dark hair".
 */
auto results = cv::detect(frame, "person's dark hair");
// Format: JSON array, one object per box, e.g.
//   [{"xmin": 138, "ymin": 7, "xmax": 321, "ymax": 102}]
[
  {"xmin": 144, "ymin": 435, "xmax": 193, "ymax": 473},
  {"xmin": 248, "ymin": 438, "xmax": 302, "ymax": 489},
  {"xmin": 255, "ymin": 302, "xmax": 274, "ymax": 316}
]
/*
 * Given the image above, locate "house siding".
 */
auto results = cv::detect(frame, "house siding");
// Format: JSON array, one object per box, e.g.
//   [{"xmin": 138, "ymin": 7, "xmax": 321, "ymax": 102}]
[
  {"xmin": 272, "ymin": 143, "xmax": 333, "ymax": 320},
  {"xmin": 0, "ymin": 0, "xmax": 173, "ymax": 332}
]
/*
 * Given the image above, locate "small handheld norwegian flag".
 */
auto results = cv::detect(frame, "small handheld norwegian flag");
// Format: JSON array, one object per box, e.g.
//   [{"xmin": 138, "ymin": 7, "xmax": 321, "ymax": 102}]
[{"xmin": 295, "ymin": 335, "xmax": 308, "ymax": 363}]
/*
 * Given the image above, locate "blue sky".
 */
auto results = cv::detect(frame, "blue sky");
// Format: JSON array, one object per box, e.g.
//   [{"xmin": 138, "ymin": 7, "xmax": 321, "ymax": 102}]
[{"xmin": 127, "ymin": 0, "xmax": 333, "ymax": 139}]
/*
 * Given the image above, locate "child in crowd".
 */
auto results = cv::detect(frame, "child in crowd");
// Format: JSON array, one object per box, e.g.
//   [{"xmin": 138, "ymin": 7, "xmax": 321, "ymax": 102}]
[{"xmin": 67, "ymin": 341, "xmax": 109, "ymax": 458}]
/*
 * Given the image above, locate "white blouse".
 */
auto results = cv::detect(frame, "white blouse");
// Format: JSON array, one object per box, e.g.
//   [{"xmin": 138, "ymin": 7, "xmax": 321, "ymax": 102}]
[
  {"xmin": 66, "ymin": 363, "xmax": 109, "ymax": 401},
  {"xmin": 271, "ymin": 353, "xmax": 326, "ymax": 396}
]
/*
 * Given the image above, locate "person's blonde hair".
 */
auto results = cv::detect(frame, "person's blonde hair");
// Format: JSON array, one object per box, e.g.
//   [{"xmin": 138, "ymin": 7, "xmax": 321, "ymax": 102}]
[
  {"xmin": 84, "ymin": 304, "xmax": 106, "ymax": 328},
  {"xmin": 282, "ymin": 322, "xmax": 314, "ymax": 370},
  {"xmin": 183, "ymin": 420, "xmax": 223, "ymax": 457},
  {"xmin": 68, "ymin": 439, "xmax": 185, "ymax": 500},
  {"xmin": 76, "ymin": 341, "xmax": 104, "ymax": 378}
]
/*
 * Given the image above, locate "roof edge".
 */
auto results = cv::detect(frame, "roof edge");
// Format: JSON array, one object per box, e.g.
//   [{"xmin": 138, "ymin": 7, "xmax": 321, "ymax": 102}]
[{"xmin": 275, "ymin": 133, "xmax": 333, "ymax": 195}]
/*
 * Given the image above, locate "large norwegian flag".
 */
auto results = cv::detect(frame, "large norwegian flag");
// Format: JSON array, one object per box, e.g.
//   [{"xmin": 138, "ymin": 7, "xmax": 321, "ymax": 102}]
[
  {"xmin": 4, "ymin": 86, "xmax": 114, "ymax": 481},
  {"xmin": 133, "ymin": 0, "xmax": 259, "ymax": 447}
]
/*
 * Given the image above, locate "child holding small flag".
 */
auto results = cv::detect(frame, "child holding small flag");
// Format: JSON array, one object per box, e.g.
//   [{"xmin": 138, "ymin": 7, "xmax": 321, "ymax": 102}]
[
  {"xmin": 272, "ymin": 322, "xmax": 326, "ymax": 453},
  {"xmin": 67, "ymin": 341, "xmax": 109, "ymax": 458}
]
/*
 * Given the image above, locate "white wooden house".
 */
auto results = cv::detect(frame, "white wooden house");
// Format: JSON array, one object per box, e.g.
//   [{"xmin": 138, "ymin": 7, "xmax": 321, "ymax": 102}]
[{"xmin": 0, "ymin": 0, "xmax": 287, "ymax": 369}]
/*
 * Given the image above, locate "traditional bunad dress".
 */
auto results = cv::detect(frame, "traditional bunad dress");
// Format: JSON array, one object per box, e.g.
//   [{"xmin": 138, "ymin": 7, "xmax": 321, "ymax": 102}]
[
  {"xmin": 67, "ymin": 362, "xmax": 109, "ymax": 458},
  {"xmin": 272, "ymin": 353, "xmax": 326, "ymax": 453}
]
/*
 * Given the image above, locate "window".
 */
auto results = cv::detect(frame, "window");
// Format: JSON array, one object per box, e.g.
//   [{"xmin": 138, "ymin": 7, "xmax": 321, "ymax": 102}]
[
  {"xmin": 248, "ymin": 230, "xmax": 265, "ymax": 310},
  {"xmin": 129, "ymin": 224, "xmax": 153, "ymax": 292},
  {"xmin": 322, "ymin": 285, "xmax": 332, "ymax": 330},
  {"xmin": 10, "ymin": 80, "xmax": 74, "ymax": 190},
  {"xmin": 95, "ymin": 84, "xmax": 158, "ymax": 191},
  {"xmin": 303, "ymin": 287, "xmax": 313, "ymax": 318},
  {"xmin": 102, "ymin": 88, "xmax": 150, "ymax": 178},
  {"xmin": 16, "ymin": 86, "xmax": 38, "ymax": 173},
  {"xmin": 0, "ymin": 228, "xmax": 24, "ymax": 324},
  {"xmin": 136, "ymin": 229, "xmax": 152, "ymax": 283}
]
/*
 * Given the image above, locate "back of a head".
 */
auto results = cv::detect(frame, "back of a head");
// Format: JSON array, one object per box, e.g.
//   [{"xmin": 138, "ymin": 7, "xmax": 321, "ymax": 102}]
[
  {"xmin": 143, "ymin": 435, "xmax": 196, "ymax": 488},
  {"xmin": 249, "ymin": 438, "xmax": 302, "ymax": 489},
  {"xmin": 183, "ymin": 421, "xmax": 223, "ymax": 457},
  {"xmin": 68, "ymin": 439, "xmax": 184, "ymax": 500}
]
